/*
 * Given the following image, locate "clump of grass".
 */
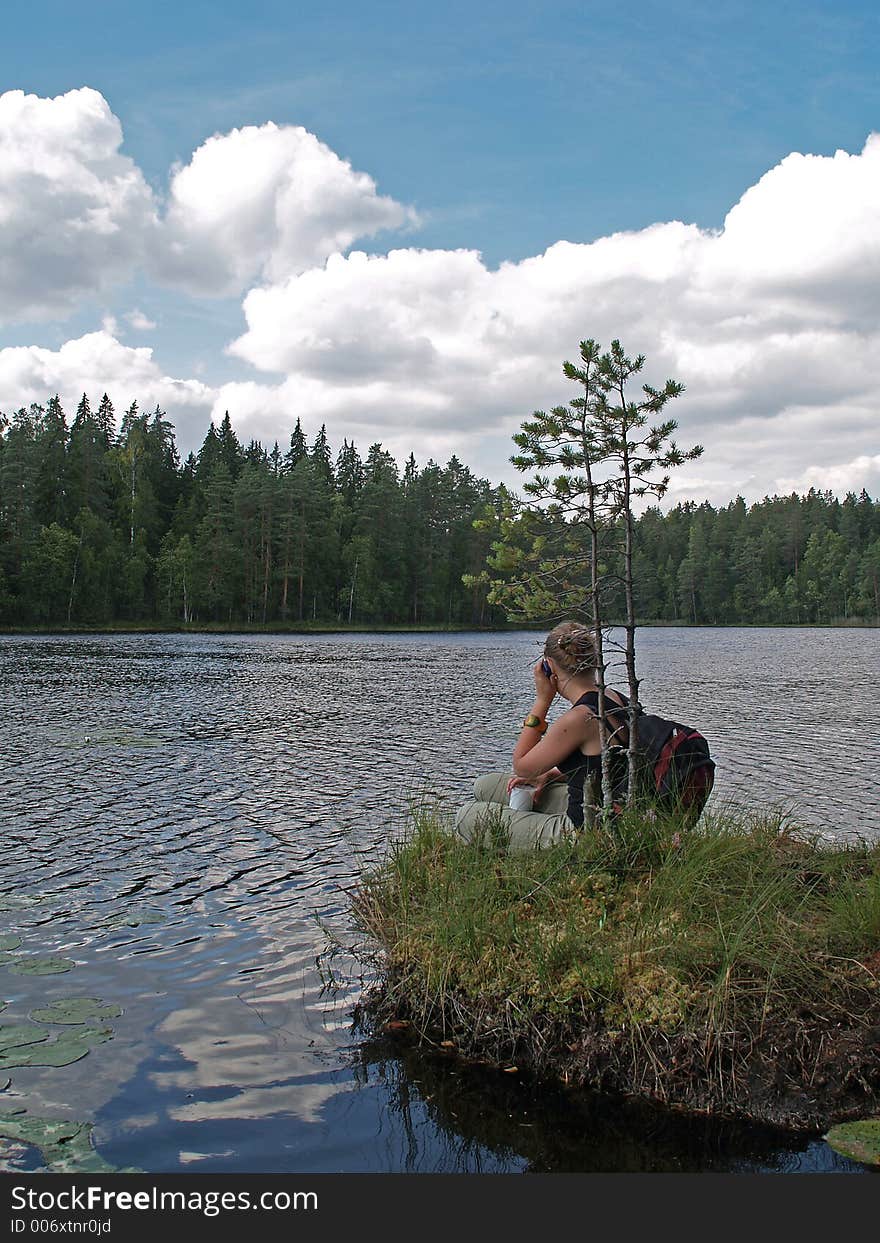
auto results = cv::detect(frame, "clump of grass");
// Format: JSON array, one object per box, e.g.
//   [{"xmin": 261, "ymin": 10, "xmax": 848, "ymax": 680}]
[{"xmin": 350, "ymin": 803, "xmax": 880, "ymax": 1127}]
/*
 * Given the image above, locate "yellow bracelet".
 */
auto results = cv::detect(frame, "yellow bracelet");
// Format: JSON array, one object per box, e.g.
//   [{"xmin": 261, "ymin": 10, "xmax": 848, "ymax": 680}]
[{"xmin": 522, "ymin": 713, "xmax": 547, "ymax": 733}]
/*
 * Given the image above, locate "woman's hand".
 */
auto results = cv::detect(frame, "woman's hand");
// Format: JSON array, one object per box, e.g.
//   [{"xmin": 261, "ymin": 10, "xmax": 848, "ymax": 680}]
[
  {"xmin": 532, "ymin": 659, "xmax": 557, "ymax": 712},
  {"xmin": 507, "ymin": 771, "xmax": 560, "ymax": 806},
  {"xmin": 504, "ymin": 775, "xmax": 546, "ymax": 805}
]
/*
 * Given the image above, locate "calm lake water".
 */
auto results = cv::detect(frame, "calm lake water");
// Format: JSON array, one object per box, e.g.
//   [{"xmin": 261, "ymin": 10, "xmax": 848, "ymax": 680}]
[{"xmin": 1, "ymin": 628, "xmax": 878, "ymax": 1174}]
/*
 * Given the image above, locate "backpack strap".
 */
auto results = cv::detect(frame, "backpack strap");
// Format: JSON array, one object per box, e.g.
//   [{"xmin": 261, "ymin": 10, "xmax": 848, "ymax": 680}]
[{"xmin": 574, "ymin": 690, "xmax": 630, "ymax": 744}]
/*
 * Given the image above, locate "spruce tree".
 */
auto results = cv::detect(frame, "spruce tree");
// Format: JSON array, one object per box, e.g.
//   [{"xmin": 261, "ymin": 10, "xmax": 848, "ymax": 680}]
[
  {"xmin": 33, "ymin": 395, "xmax": 69, "ymax": 528},
  {"xmin": 216, "ymin": 410, "xmax": 244, "ymax": 480},
  {"xmin": 285, "ymin": 419, "xmax": 308, "ymax": 471}
]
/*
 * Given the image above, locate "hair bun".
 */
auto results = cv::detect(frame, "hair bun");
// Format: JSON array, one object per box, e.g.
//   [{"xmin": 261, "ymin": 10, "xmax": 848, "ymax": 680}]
[{"xmin": 543, "ymin": 620, "xmax": 597, "ymax": 675}]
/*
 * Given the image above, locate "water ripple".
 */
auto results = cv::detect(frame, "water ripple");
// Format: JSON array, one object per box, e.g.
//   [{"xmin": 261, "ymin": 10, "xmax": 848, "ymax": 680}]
[{"xmin": 0, "ymin": 629, "xmax": 876, "ymax": 1174}]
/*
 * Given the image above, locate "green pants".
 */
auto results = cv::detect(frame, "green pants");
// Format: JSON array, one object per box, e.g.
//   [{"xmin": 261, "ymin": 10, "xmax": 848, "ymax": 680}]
[{"xmin": 454, "ymin": 771, "xmax": 580, "ymax": 852}]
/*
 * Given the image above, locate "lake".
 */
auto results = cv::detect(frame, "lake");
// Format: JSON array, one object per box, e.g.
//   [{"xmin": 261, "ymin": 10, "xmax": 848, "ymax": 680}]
[{"xmin": 1, "ymin": 628, "xmax": 878, "ymax": 1174}]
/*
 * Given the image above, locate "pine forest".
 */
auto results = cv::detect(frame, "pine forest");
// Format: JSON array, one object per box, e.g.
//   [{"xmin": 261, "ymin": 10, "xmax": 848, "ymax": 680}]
[{"xmin": 1, "ymin": 394, "xmax": 878, "ymax": 629}]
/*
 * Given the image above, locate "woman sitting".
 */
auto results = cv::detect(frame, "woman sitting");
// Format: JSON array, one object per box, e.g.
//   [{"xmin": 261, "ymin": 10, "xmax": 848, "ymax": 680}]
[{"xmin": 454, "ymin": 621, "xmax": 628, "ymax": 852}]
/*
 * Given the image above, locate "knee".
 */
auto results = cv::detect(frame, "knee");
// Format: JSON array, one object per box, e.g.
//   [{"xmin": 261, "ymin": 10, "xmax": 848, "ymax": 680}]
[
  {"xmin": 454, "ymin": 800, "xmax": 480, "ymax": 842},
  {"xmin": 473, "ymin": 771, "xmax": 511, "ymax": 803}
]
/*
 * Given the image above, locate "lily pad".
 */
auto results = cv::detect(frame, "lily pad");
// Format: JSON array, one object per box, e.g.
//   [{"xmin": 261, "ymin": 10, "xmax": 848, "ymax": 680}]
[
  {"xmin": 0, "ymin": 1027, "xmax": 113, "ymax": 1070},
  {"xmin": 0, "ymin": 1113, "xmax": 131, "ymax": 1174},
  {"xmin": 8, "ymin": 957, "xmax": 76, "ymax": 976},
  {"xmin": 30, "ymin": 997, "xmax": 123, "ymax": 1025},
  {"xmin": 825, "ymin": 1120, "xmax": 880, "ymax": 1167},
  {"xmin": 0, "ymin": 1024, "xmax": 50, "ymax": 1052},
  {"xmin": 0, "ymin": 936, "xmax": 21, "ymax": 952}
]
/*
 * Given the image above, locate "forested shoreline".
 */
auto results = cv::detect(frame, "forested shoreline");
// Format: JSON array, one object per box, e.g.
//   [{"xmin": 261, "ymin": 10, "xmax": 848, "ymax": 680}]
[{"xmin": 1, "ymin": 394, "xmax": 878, "ymax": 628}]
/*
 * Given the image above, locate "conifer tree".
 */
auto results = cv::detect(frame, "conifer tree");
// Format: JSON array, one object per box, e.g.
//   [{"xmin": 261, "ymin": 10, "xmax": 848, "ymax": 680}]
[
  {"xmin": 311, "ymin": 424, "xmax": 334, "ymax": 487},
  {"xmin": 69, "ymin": 392, "xmax": 111, "ymax": 519},
  {"xmin": 193, "ymin": 463, "xmax": 236, "ymax": 620},
  {"xmin": 285, "ymin": 419, "xmax": 308, "ymax": 471},
  {"xmin": 33, "ymin": 395, "xmax": 69, "ymax": 528},
  {"xmin": 593, "ymin": 340, "xmax": 701, "ymax": 794},
  {"xmin": 196, "ymin": 423, "xmax": 223, "ymax": 480},
  {"xmin": 95, "ymin": 393, "xmax": 116, "ymax": 448},
  {"xmin": 217, "ymin": 411, "xmax": 245, "ymax": 480},
  {"xmin": 0, "ymin": 407, "xmax": 39, "ymax": 543},
  {"xmin": 479, "ymin": 338, "xmax": 700, "ymax": 810}
]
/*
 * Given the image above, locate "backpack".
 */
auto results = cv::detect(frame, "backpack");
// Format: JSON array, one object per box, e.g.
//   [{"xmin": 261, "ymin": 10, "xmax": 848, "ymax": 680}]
[
  {"xmin": 581, "ymin": 692, "xmax": 716, "ymax": 822},
  {"xmin": 632, "ymin": 709, "xmax": 715, "ymax": 820}
]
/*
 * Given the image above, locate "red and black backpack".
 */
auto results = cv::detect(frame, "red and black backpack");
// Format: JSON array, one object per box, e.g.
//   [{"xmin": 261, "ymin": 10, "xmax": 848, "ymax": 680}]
[
  {"xmin": 632, "ymin": 710, "xmax": 715, "ymax": 817},
  {"xmin": 580, "ymin": 692, "xmax": 715, "ymax": 821}
]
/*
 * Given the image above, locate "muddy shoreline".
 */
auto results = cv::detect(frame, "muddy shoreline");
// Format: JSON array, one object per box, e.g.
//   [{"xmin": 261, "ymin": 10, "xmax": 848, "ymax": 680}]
[{"xmin": 359, "ymin": 980, "xmax": 880, "ymax": 1132}]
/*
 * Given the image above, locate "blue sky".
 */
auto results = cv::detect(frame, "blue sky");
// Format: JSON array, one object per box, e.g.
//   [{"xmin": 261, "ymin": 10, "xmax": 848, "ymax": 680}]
[
  {"xmin": 7, "ymin": 1, "xmax": 878, "ymax": 258},
  {"xmin": 2, "ymin": 0, "xmax": 879, "ymax": 501}
]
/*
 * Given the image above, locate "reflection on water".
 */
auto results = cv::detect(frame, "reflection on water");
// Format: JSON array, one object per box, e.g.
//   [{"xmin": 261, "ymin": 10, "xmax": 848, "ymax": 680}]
[
  {"xmin": 349, "ymin": 1039, "xmax": 862, "ymax": 1174},
  {"xmin": 0, "ymin": 629, "xmax": 877, "ymax": 1174}
]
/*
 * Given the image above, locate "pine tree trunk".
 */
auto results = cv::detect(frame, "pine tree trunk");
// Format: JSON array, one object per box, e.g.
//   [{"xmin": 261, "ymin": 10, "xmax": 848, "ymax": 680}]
[
  {"xmin": 577, "ymin": 377, "xmax": 612, "ymax": 813},
  {"xmin": 67, "ymin": 537, "xmax": 81, "ymax": 624},
  {"xmin": 261, "ymin": 506, "xmax": 272, "ymax": 624},
  {"xmin": 623, "ymin": 506, "xmax": 641, "ymax": 806},
  {"xmin": 297, "ymin": 522, "xmax": 305, "ymax": 621},
  {"xmin": 618, "ymin": 410, "xmax": 641, "ymax": 808}
]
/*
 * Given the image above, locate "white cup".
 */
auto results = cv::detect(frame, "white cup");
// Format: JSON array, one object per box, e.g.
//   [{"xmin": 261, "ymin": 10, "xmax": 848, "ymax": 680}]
[{"xmin": 508, "ymin": 784, "xmax": 536, "ymax": 812}]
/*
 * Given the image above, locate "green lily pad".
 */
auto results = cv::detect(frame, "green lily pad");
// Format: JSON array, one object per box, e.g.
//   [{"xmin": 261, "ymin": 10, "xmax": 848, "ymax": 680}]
[
  {"xmin": 0, "ymin": 1024, "xmax": 50, "ymax": 1052},
  {"xmin": 0, "ymin": 1112, "xmax": 135, "ymax": 1174},
  {"xmin": 8, "ymin": 957, "xmax": 76, "ymax": 976},
  {"xmin": 0, "ymin": 1027, "xmax": 113, "ymax": 1070},
  {"xmin": 825, "ymin": 1119, "xmax": 880, "ymax": 1167},
  {"xmin": 0, "ymin": 936, "xmax": 21, "ymax": 952},
  {"xmin": 30, "ymin": 997, "xmax": 123, "ymax": 1025}
]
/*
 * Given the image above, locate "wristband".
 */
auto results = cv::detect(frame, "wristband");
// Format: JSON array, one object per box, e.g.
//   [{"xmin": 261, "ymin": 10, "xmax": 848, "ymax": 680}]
[{"xmin": 522, "ymin": 713, "xmax": 548, "ymax": 733}]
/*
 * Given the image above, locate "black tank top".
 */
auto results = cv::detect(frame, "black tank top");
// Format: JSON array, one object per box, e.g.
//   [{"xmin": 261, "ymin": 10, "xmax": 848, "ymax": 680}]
[{"xmin": 557, "ymin": 690, "xmax": 629, "ymax": 827}]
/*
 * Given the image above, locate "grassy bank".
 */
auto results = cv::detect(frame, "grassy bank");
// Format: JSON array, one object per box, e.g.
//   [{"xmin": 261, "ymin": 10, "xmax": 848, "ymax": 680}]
[{"xmin": 350, "ymin": 805, "xmax": 880, "ymax": 1131}]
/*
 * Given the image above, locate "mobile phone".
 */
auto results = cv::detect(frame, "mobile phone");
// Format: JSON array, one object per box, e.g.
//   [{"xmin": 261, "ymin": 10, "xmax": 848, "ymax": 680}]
[{"xmin": 541, "ymin": 659, "xmax": 552, "ymax": 677}]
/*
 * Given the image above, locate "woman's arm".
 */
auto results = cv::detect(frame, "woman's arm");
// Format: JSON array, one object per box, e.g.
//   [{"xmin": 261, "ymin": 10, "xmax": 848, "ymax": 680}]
[
  {"xmin": 511, "ymin": 660, "xmax": 594, "ymax": 782},
  {"xmin": 512, "ymin": 709, "xmax": 593, "ymax": 781}
]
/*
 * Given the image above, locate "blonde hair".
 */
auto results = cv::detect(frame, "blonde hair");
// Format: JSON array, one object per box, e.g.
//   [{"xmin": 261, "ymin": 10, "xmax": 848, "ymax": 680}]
[{"xmin": 543, "ymin": 621, "xmax": 597, "ymax": 676}]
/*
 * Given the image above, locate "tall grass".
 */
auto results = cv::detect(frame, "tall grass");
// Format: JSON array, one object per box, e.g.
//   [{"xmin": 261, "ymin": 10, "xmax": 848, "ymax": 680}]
[{"xmin": 352, "ymin": 803, "xmax": 880, "ymax": 1050}]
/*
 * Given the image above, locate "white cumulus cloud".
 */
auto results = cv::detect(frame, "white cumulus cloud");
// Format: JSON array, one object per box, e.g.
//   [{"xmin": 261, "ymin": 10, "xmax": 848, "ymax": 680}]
[
  {"xmin": 698, "ymin": 135, "xmax": 880, "ymax": 299},
  {"xmin": 2, "ymin": 89, "xmax": 879, "ymax": 504},
  {"xmin": 776, "ymin": 453, "xmax": 880, "ymax": 500},
  {"xmin": 0, "ymin": 89, "xmax": 417, "ymax": 316},
  {"xmin": 223, "ymin": 135, "xmax": 880, "ymax": 500},
  {"xmin": 0, "ymin": 332, "xmax": 212, "ymax": 444},
  {"xmin": 0, "ymin": 88, "xmax": 157, "ymax": 323},
  {"xmin": 152, "ymin": 122, "xmax": 418, "ymax": 296}
]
